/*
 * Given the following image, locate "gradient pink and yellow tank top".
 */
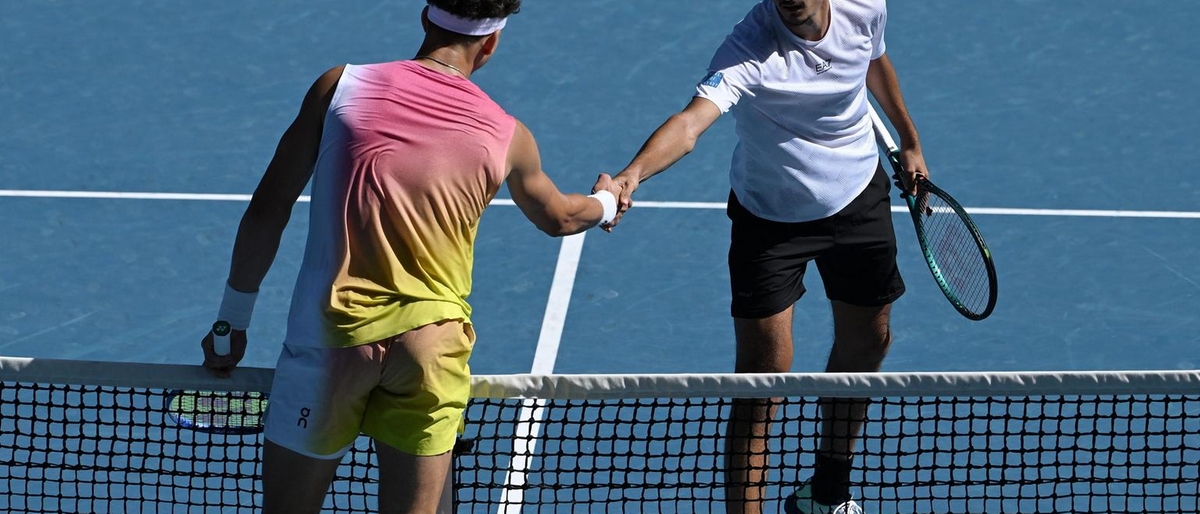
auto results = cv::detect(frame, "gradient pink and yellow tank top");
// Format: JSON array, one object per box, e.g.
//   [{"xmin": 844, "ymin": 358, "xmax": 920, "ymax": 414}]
[{"xmin": 284, "ymin": 61, "xmax": 515, "ymax": 348}]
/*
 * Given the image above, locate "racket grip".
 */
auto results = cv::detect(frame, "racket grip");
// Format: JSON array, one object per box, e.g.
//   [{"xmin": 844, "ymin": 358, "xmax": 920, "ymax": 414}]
[{"xmin": 211, "ymin": 320, "xmax": 232, "ymax": 356}]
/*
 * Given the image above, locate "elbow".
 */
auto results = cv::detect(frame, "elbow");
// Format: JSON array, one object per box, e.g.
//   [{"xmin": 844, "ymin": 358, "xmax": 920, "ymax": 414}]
[
  {"xmin": 537, "ymin": 220, "xmax": 577, "ymax": 238},
  {"xmin": 536, "ymin": 223, "xmax": 562, "ymax": 237},
  {"xmin": 243, "ymin": 198, "xmax": 293, "ymax": 231},
  {"xmin": 530, "ymin": 199, "xmax": 590, "ymax": 237},
  {"xmin": 535, "ymin": 211, "xmax": 590, "ymax": 237},
  {"xmin": 530, "ymin": 214, "xmax": 565, "ymax": 237},
  {"xmin": 678, "ymin": 138, "xmax": 697, "ymax": 157}
]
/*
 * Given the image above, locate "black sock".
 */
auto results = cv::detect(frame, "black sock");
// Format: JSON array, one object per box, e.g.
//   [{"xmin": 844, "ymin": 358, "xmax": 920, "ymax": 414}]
[{"xmin": 810, "ymin": 454, "xmax": 852, "ymax": 505}]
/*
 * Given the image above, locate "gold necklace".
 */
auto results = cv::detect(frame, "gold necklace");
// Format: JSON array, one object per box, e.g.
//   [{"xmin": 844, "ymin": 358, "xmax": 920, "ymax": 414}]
[{"xmin": 416, "ymin": 55, "xmax": 466, "ymax": 77}]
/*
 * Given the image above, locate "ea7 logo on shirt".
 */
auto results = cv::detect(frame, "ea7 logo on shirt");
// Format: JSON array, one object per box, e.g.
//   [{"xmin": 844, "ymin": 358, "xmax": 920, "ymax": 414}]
[
  {"xmin": 700, "ymin": 71, "xmax": 724, "ymax": 87},
  {"xmin": 814, "ymin": 58, "xmax": 833, "ymax": 74}
]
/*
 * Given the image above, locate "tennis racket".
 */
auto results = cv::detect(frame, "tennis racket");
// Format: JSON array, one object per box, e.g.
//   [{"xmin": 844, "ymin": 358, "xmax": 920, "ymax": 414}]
[
  {"xmin": 867, "ymin": 106, "xmax": 998, "ymax": 321},
  {"xmin": 164, "ymin": 389, "xmax": 268, "ymax": 435}
]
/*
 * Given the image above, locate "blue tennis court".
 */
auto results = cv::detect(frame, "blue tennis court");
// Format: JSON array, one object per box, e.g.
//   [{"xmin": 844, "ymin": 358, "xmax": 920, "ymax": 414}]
[{"xmin": 2, "ymin": 1, "xmax": 1199, "ymax": 512}]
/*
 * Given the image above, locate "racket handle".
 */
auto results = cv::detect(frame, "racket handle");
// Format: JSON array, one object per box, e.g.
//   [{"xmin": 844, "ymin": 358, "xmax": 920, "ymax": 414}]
[{"xmin": 211, "ymin": 320, "xmax": 232, "ymax": 356}]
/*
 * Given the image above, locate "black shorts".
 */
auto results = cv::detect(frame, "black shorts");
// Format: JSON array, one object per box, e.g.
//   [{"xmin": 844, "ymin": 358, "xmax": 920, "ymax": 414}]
[{"xmin": 727, "ymin": 165, "xmax": 905, "ymax": 319}]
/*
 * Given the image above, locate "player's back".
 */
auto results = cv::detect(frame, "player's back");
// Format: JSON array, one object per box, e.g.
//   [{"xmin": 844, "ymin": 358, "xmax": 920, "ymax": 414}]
[{"xmin": 286, "ymin": 60, "xmax": 517, "ymax": 349}]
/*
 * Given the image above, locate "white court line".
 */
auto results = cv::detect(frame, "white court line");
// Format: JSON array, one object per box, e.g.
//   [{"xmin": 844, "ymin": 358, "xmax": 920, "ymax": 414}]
[
  {"xmin": 962, "ymin": 207, "xmax": 1200, "ymax": 219},
  {"xmin": 2, "ymin": 189, "xmax": 1199, "ymax": 219},
  {"xmin": 497, "ymin": 233, "xmax": 586, "ymax": 514},
  {"xmin": 0, "ymin": 190, "xmax": 259, "ymax": 202},
  {"xmin": 529, "ymin": 233, "xmax": 585, "ymax": 375}
]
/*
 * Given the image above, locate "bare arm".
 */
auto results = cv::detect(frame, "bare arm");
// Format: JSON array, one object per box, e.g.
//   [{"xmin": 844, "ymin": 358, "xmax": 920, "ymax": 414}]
[
  {"xmin": 226, "ymin": 66, "xmax": 342, "ymax": 293},
  {"xmin": 866, "ymin": 53, "xmax": 920, "ymax": 150},
  {"xmin": 617, "ymin": 97, "xmax": 723, "ymax": 184},
  {"xmin": 866, "ymin": 53, "xmax": 927, "ymax": 194},
  {"xmin": 606, "ymin": 97, "xmax": 722, "ymax": 228},
  {"xmin": 505, "ymin": 120, "xmax": 612, "ymax": 237},
  {"xmin": 203, "ymin": 66, "xmax": 342, "ymax": 377}
]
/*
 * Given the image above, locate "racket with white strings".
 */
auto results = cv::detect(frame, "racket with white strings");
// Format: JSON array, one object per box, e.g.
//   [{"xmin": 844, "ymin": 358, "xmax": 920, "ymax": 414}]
[{"xmin": 868, "ymin": 106, "xmax": 998, "ymax": 321}]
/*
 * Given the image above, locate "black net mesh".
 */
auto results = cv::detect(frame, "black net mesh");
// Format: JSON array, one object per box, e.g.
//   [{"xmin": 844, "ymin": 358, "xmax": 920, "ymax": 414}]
[{"xmin": 3, "ymin": 367, "xmax": 1200, "ymax": 513}]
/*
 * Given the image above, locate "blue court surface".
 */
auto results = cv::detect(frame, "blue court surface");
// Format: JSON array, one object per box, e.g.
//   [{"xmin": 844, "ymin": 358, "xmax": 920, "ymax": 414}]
[{"xmin": 2, "ymin": 1, "xmax": 1199, "ymax": 377}]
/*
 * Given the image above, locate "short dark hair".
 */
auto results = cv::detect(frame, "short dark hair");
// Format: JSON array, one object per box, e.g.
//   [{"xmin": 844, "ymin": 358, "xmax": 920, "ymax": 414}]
[{"xmin": 427, "ymin": 0, "xmax": 521, "ymax": 20}]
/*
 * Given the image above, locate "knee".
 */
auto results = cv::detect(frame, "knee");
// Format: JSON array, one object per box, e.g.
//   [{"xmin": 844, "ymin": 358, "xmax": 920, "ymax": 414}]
[
  {"xmin": 831, "ymin": 303, "xmax": 893, "ymax": 351},
  {"xmin": 868, "ymin": 326, "xmax": 893, "ymax": 353},
  {"xmin": 829, "ymin": 326, "xmax": 892, "ymax": 373}
]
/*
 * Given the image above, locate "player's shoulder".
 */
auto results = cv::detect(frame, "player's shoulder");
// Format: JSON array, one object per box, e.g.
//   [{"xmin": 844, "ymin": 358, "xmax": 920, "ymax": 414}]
[
  {"xmin": 725, "ymin": 1, "xmax": 775, "ymax": 44},
  {"xmin": 712, "ymin": 1, "xmax": 777, "ymax": 65},
  {"xmin": 315, "ymin": 65, "xmax": 347, "ymax": 89},
  {"xmin": 509, "ymin": 118, "xmax": 533, "ymax": 148},
  {"xmin": 296, "ymin": 65, "xmax": 347, "ymax": 112},
  {"xmin": 302, "ymin": 65, "xmax": 346, "ymax": 104},
  {"xmin": 836, "ymin": 0, "xmax": 887, "ymax": 23},
  {"xmin": 336, "ymin": 60, "xmax": 414, "ymax": 79},
  {"xmin": 839, "ymin": 0, "xmax": 887, "ymax": 11}
]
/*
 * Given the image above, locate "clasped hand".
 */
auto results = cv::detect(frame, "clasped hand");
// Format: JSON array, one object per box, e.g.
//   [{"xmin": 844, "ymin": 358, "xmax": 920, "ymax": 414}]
[{"xmin": 592, "ymin": 173, "xmax": 639, "ymax": 232}]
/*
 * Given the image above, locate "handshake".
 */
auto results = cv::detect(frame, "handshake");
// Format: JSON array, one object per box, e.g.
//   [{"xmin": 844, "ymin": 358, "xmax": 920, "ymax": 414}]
[{"xmin": 590, "ymin": 172, "xmax": 640, "ymax": 233}]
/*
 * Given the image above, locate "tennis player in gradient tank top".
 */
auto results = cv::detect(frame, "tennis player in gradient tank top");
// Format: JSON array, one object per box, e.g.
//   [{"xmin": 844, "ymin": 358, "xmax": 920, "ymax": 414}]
[{"xmin": 197, "ymin": 2, "xmax": 621, "ymax": 512}]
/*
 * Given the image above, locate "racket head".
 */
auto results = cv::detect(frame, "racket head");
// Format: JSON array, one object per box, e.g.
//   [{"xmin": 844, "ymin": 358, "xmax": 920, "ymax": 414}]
[
  {"xmin": 905, "ymin": 177, "xmax": 998, "ymax": 320},
  {"xmin": 164, "ymin": 389, "xmax": 268, "ymax": 435},
  {"xmin": 871, "ymin": 108, "xmax": 998, "ymax": 320}
]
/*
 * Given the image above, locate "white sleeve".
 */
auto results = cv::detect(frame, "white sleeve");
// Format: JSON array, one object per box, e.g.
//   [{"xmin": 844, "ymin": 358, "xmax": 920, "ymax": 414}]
[
  {"xmin": 694, "ymin": 51, "xmax": 759, "ymax": 113},
  {"xmin": 870, "ymin": 1, "xmax": 887, "ymax": 59}
]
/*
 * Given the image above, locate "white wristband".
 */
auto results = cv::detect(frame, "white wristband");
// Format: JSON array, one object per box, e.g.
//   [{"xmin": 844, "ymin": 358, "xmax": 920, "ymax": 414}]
[
  {"xmin": 217, "ymin": 281, "xmax": 258, "ymax": 331},
  {"xmin": 588, "ymin": 190, "xmax": 618, "ymax": 225}
]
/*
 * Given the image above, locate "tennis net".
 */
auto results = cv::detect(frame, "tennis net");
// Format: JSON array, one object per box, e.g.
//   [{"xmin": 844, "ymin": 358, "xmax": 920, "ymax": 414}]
[{"xmin": 2, "ymin": 356, "xmax": 1199, "ymax": 513}]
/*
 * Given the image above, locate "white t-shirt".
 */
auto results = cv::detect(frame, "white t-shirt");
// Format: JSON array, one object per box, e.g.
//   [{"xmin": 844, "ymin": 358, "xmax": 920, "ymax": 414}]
[{"xmin": 696, "ymin": 0, "xmax": 887, "ymax": 222}]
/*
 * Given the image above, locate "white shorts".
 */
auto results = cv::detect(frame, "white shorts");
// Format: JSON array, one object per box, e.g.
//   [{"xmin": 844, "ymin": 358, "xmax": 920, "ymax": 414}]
[{"xmin": 263, "ymin": 320, "xmax": 475, "ymax": 459}]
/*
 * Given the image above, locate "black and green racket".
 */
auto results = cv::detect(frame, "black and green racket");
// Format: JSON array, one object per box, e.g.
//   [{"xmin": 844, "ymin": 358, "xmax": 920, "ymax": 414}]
[{"xmin": 868, "ymin": 106, "xmax": 998, "ymax": 321}]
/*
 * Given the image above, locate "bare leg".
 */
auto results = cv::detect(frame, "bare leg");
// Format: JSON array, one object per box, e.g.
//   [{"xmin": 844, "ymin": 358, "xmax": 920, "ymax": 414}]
[
  {"xmin": 435, "ymin": 457, "xmax": 454, "ymax": 514},
  {"xmin": 263, "ymin": 439, "xmax": 342, "ymax": 514},
  {"xmin": 819, "ymin": 301, "xmax": 893, "ymax": 459},
  {"xmin": 376, "ymin": 439, "xmax": 453, "ymax": 514},
  {"xmin": 725, "ymin": 306, "xmax": 795, "ymax": 514}
]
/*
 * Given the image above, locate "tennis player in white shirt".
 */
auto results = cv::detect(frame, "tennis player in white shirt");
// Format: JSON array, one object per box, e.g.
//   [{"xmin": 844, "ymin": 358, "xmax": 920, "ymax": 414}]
[{"xmin": 602, "ymin": 1, "xmax": 927, "ymax": 512}]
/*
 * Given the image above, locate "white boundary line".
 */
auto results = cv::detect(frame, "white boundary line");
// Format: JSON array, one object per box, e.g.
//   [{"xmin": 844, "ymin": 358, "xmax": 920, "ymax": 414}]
[
  {"xmin": 529, "ymin": 233, "xmax": 585, "ymax": 375},
  {"xmin": 961, "ymin": 206, "xmax": 1200, "ymax": 219},
  {"xmin": 2, "ymin": 189, "xmax": 1199, "ymax": 219},
  {"xmin": 496, "ymin": 233, "xmax": 586, "ymax": 514},
  {"xmin": 0, "ymin": 190, "xmax": 259, "ymax": 202}
]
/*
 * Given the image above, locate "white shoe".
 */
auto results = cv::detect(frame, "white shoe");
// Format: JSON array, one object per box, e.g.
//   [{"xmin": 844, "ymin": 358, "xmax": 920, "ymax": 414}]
[{"xmin": 782, "ymin": 482, "xmax": 863, "ymax": 514}]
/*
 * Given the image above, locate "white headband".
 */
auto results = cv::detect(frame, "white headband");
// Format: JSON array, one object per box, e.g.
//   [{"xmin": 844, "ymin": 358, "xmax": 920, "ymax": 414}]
[{"xmin": 427, "ymin": 5, "xmax": 508, "ymax": 36}]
